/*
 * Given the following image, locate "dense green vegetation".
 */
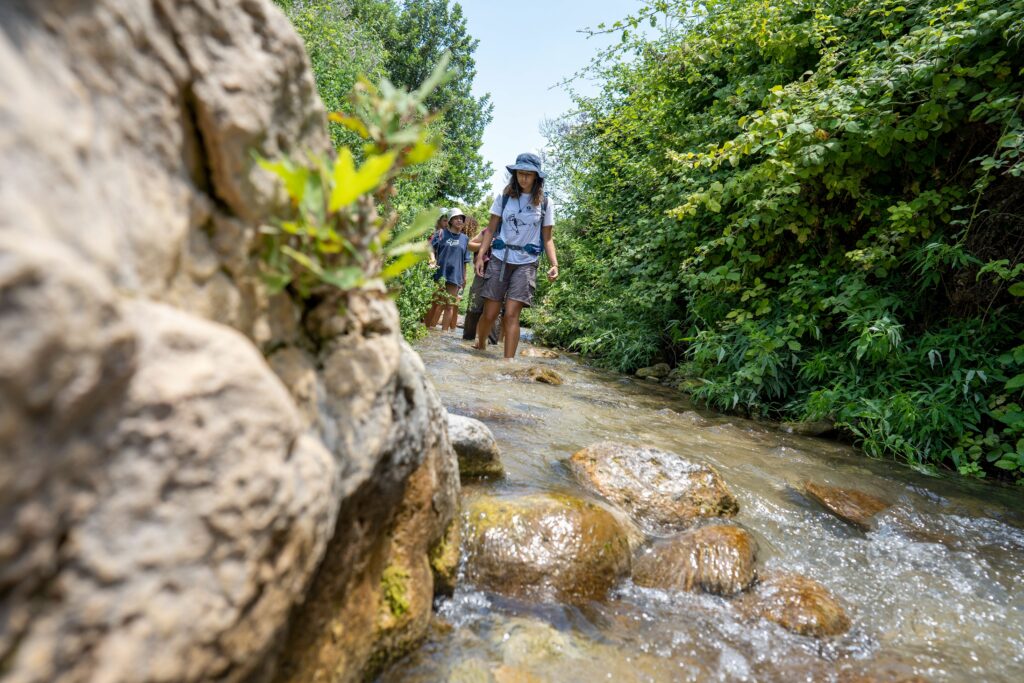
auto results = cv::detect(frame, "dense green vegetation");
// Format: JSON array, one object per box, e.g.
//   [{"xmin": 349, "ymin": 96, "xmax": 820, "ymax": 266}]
[
  {"xmin": 535, "ymin": 0, "xmax": 1024, "ymax": 481},
  {"xmin": 273, "ymin": 0, "xmax": 491, "ymax": 339}
]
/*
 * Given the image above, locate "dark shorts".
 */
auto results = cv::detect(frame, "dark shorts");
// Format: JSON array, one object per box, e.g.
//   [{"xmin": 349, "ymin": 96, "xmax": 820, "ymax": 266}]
[{"xmin": 479, "ymin": 257, "xmax": 538, "ymax": 307}]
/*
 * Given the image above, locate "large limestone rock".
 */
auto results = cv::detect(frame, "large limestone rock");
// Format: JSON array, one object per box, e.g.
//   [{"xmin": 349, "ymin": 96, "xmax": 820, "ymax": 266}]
[
  {"xmin": 740, "ymin": 572, "xmax": 851, "ymax": 638},
  {"xmin": 447, "ymin": 413, "xmax": 504, "ymax": 478},
  {"xmin": 462, "ymin": 493, "xmax": 632, "ymax": 603},
  {"xmin": 0, "ymin": 2, "xmax": 460, "ymax": 682},
  {"xmin": 632, "ymin": 524, "xmax": 758, "ymax": 596},
  {"xmin": 569, "ymin": 442, "xmax": 738, "ymax": 531}
]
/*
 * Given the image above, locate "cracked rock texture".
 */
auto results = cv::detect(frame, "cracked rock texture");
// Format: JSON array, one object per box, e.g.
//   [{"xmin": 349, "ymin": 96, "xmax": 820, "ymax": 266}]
[{"xmin": 0, "ymin": 2, "xmax": 459, "ymax": 682}]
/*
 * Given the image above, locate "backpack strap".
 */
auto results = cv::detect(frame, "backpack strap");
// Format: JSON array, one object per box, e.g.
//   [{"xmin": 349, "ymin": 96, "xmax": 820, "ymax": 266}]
[{"xmin": 496, "ymin": 193, "xmax": 510, "ymax": 240}]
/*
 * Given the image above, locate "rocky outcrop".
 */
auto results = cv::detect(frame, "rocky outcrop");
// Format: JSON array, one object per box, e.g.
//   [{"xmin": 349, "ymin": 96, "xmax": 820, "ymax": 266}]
[
  {"xmin": 462, "ymin": 493, "xmax": 632, "ymax": 603},
  {"xmin": 803, "ymin": 482, "xmax": 889, "ymax": 531},
  {"xmin": 0, "ymin": 2, "xmax": 458, "ymax": 682},
  {"xmin": 447, "ymin": 414, "xmax": 504, "ymax": 478},
  {"xmin": 740, "ymin": 572, "xmax": 851, "ymax": 637},
  {"xmin": 632, "ymin": 524, "xmax": 758, "ymax": 596},
  {"xmin": 569, "ymin": 442, "xmax": 738, "ymax": 531}
]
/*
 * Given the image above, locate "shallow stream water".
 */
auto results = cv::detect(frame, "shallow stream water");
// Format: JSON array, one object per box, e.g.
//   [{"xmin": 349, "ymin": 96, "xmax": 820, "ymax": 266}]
[{"xmin": 379, "ymin": 331, "xmax": 1024, "ymax": 682}]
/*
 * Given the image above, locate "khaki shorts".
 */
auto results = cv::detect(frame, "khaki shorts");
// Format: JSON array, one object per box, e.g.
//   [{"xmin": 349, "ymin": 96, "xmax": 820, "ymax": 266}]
[{"xmin": 479, "ymin": 257, "xmax": 538, "ymax": 307}]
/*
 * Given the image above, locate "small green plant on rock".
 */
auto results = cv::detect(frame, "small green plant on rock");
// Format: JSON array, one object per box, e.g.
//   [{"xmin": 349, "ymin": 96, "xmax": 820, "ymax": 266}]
[{"xmin": 257, "ymin": 57, "xmax": 453, "ymax": 300}]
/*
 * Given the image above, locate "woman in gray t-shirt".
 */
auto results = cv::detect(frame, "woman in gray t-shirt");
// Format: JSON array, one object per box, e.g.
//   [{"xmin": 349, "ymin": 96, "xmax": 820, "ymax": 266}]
[{"xmin": 472, "ymin": 153, "xmax": 559, "ymax": 358}]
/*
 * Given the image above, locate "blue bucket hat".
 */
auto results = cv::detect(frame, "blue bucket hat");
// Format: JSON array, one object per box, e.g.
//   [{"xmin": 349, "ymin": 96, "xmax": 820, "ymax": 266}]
[{"xmin": 506, "ymin": 152, "xmax": 546, "ymax": 180}]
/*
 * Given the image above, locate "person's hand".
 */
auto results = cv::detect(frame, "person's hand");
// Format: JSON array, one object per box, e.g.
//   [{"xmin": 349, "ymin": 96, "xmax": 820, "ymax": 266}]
[
  {"xmin": 547, "ymin": 264, "xmax": 559, "ymax": 282},
  {"xmin": 475, "ymin": 257, "xmax": 486, "ymax": 277}
]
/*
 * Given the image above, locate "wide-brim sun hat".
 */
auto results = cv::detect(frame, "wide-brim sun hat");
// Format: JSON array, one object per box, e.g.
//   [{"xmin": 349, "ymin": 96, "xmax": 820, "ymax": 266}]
[
  {"xmin": 447, "ymin": 208, "xmax": 466, "ymax": 220},
  {"xmin": 506, "ymin": 152, "xmax": 546, "ymax": 179}
]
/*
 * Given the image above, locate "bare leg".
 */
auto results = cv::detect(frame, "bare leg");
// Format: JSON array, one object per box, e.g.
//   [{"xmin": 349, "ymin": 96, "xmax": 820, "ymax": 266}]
[
  {"xmin": 439, "ymin": 284, "xmax": 459, "ymax": 329},
  {"xmin": 475, "ymin": 298, "xmax": 503, "ymax": 350},
  {"xmin": 502, "ymin": 299, "xmax": 526, "ymax": 359},
  {"xmin": 425, "ymin": 282, "xmax": 450, "ymax": 329},
  {"xmin": 445, "ymin": 303, "xmax": 458, "ymax": 331}
]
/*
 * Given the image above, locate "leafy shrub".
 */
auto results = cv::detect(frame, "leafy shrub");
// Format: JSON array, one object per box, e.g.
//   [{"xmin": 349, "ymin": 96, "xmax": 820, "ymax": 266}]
[{"xmin": 538, "ymin": 0, "xmax": 1024, "ymax": 481}]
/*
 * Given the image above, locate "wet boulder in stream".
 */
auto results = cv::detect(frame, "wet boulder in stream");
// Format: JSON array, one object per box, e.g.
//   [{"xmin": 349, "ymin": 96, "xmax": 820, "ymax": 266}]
[
  {"xmin": 803, "ymin": 481, "xmax": 889, "ymax": 531},
  {"xmin": 569, "ymin": 442, "xmax": 739, "ymax": 530},
  {"xmin": 462, "ymin": 492, "xmax": 632, "ymax": 603},
  {"xmin": 510, "ymin": 365, "xmax": 564, "ymax": 385},
  {"xmin": 520, "ymin": 347, "xmax": 560, "ymax": 359},
  {"xmin": 446, "ymin": 413, "xmax": 504, "ymax": 478},
  {"xmin": 632, "ymin": 524, "xmax": 758, "ymax": 596},
  {"xmin": 739, "ymin": 572, "xmax": 851, "ymax": 637}
]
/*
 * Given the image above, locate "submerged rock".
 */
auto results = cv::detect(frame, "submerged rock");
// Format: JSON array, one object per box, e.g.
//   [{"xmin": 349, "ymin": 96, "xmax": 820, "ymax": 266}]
[
  {"xmin": 568, "ymin": 442, "xmax": 739, "ymax": 530},
  {"xmin": 636, "ymin": 363, "xmax": 671, "ymax": 379},
  {"xmin": 511, "ymin": 365, "xmax": 564, "ymax": 385},
  {"xmin": 804, "ymin": 481, "xmax": 889, "ymax": 531},
  {"xmin": 633, "ymin": 524, "xmax": 758, "ymax": 596},
  {"xmin": 520, "ymin": 347, "xmax": 560, "ymax": 359},
  {"xmin": 447, "ymin": 413, "xmax": 503, "ymax": 478},
  {"xmin": 462, "ymin": 492, "xmax": 631, "ymax": 603},
  {"xmin": 740, "ymin": 572, "xmax": 850, "ymax": 637}
]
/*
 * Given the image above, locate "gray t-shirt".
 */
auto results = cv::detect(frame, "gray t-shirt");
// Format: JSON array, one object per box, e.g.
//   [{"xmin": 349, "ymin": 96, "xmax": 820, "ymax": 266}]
[{"xmin": 489, "ymin": 192, "xmax": 555, "ymax": 265}]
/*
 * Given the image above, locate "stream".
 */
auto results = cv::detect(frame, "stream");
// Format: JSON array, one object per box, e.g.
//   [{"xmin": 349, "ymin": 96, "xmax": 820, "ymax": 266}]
[{"xmin": 379, "ymin": 331, "xmax": 1024, "ymax": 682}]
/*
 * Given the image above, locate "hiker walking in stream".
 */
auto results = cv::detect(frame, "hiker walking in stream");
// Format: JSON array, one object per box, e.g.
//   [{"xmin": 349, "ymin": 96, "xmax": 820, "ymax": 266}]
[
  {"xmin": 473, "ymin": 153, "xmax": 558, "ymax": 358},
  {"xmin": 424, "ymin": 208, "xmax": 472, "ymax": 331}
]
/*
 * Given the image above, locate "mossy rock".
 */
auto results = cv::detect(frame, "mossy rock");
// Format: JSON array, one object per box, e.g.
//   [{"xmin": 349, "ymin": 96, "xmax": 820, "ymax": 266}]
[
  {"xmin": 633, "ymin": 524, "xmax": 757, "ymax": 596},
  {"xmin": 739, "ymin": 572, "xmax": 851, "ymax": 637},
  {"xmin": 635, "ymin": 362, "xmax": 670, "ymax": 379},
  {"xmin": 462, "ymin": 492, "xmax": 631, "ymax": 603},
  {"xmin": 569, "ymin": 442, "xmax": 738, "ymax": 531}
]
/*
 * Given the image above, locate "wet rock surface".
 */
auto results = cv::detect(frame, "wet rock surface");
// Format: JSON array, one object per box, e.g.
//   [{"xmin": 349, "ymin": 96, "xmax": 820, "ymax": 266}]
[
  {"xmin": 462, "ymin": 492, "xmax": 631, "ymax": 603},
  {"xmin": 520, "ymin": 347, "xmax": 560, "ymax": 359},
  {"xmin": 636, "ymin": 363, "xmax": 671, "ymax": 379},
  {"xmin": 569, "ymin": 442, "xmax": 739, "ymax": 530},
  {"xmin": 447, "ymin": 413, "xmax": 504, "ymax": 478},
  {"xmin": 781, "ymin": 419, "xmax": 837, "ymax": 436},
  {"xmin": 510, "ymin": 365, "xmax": 565, "ymax": 385},
  {"xmin": 632, "ymin": 524, "xmax": 758, "ymax": 596},
  {"xmin": 740, "ymin": 572, "xmax": 851, "ymax": 637},
  {"xmin": 804, "ymin": 481, "xmax": 889, "ymax": 530}
]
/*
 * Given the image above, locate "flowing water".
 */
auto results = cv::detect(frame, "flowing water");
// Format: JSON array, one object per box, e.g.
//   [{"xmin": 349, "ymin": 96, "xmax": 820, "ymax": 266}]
[{"xmin": 379, "ymin": 332, "xmax": 1024, "ymax": 682}]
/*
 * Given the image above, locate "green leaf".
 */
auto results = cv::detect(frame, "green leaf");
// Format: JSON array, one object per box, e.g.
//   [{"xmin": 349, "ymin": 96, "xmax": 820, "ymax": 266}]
[
  {"xmin": 329, "ymin": 149, "xmax": 396, "ymax": 211},
  {"xmin": 1006, "ymin": 373, "xmax": 1024, "ymax": 391},
  {"xmin": 257, "ymin": 157, "xmax": 309, "ymax": 204},
  {"xmin": 382, "ymin": 252, "xmax": 422, "ymax": 281},
  {"xmin": 1008, "ymin": 282, "xmax": 1024, "ymax": 297},
  {"xmin": 994, "ymin": 459, "xmax": 1019, "ymax": 471}
]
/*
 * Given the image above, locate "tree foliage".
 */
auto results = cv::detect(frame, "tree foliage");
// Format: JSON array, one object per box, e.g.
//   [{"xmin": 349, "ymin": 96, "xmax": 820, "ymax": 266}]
[{"xmin": 537, "ymin": 0, "xmax": 1024, "ymax": 482}]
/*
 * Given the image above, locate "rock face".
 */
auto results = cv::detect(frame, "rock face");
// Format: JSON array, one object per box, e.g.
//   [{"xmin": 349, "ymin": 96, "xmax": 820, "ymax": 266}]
[
  {"xmin": 447, "ymin": 414, "xmax": 504, "ymax": 478},
  {"xmin": 462, "ymin": 493, "xmax": 632, "ymax": 603},
  {"xmin": 633, "ymin": 524, "xmax": 758, "ymax": 596},
  {"xmin": 569, "ymin": 442, "xmax": 738, "ymax": 530},
  {"xmin": 740, "ymin": 573, "xmax": 851, "ymax": 637},
  {"xmin": 804, "ymin": 482, "xmax": 889, "ymax": 531},
  {"xmin": 511, "ymin": 366, "xmax": 564, "ymax": 385},
  {"xmin": 0, "ymin": 2, "xmax": 459, "ymax": 682}
]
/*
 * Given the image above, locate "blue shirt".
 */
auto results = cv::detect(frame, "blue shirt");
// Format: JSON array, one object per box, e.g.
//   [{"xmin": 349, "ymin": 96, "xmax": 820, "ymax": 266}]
[{"xmin": 431, "ymin": 229, "xmax": 471, "ymax": 286}]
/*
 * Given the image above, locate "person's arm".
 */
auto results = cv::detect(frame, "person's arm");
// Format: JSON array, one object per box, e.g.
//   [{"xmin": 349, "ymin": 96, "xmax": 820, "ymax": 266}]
[
  {"xmin": 475, "ymin": 214, "xmax": 500, "ymax": 276},
  {"xmin": 542, "ymin": 225, "xmax": 558, "ymax": 281},
  {"xmin": 468, "ymin": 229, "xmax": 487, "ymax": 252}
]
